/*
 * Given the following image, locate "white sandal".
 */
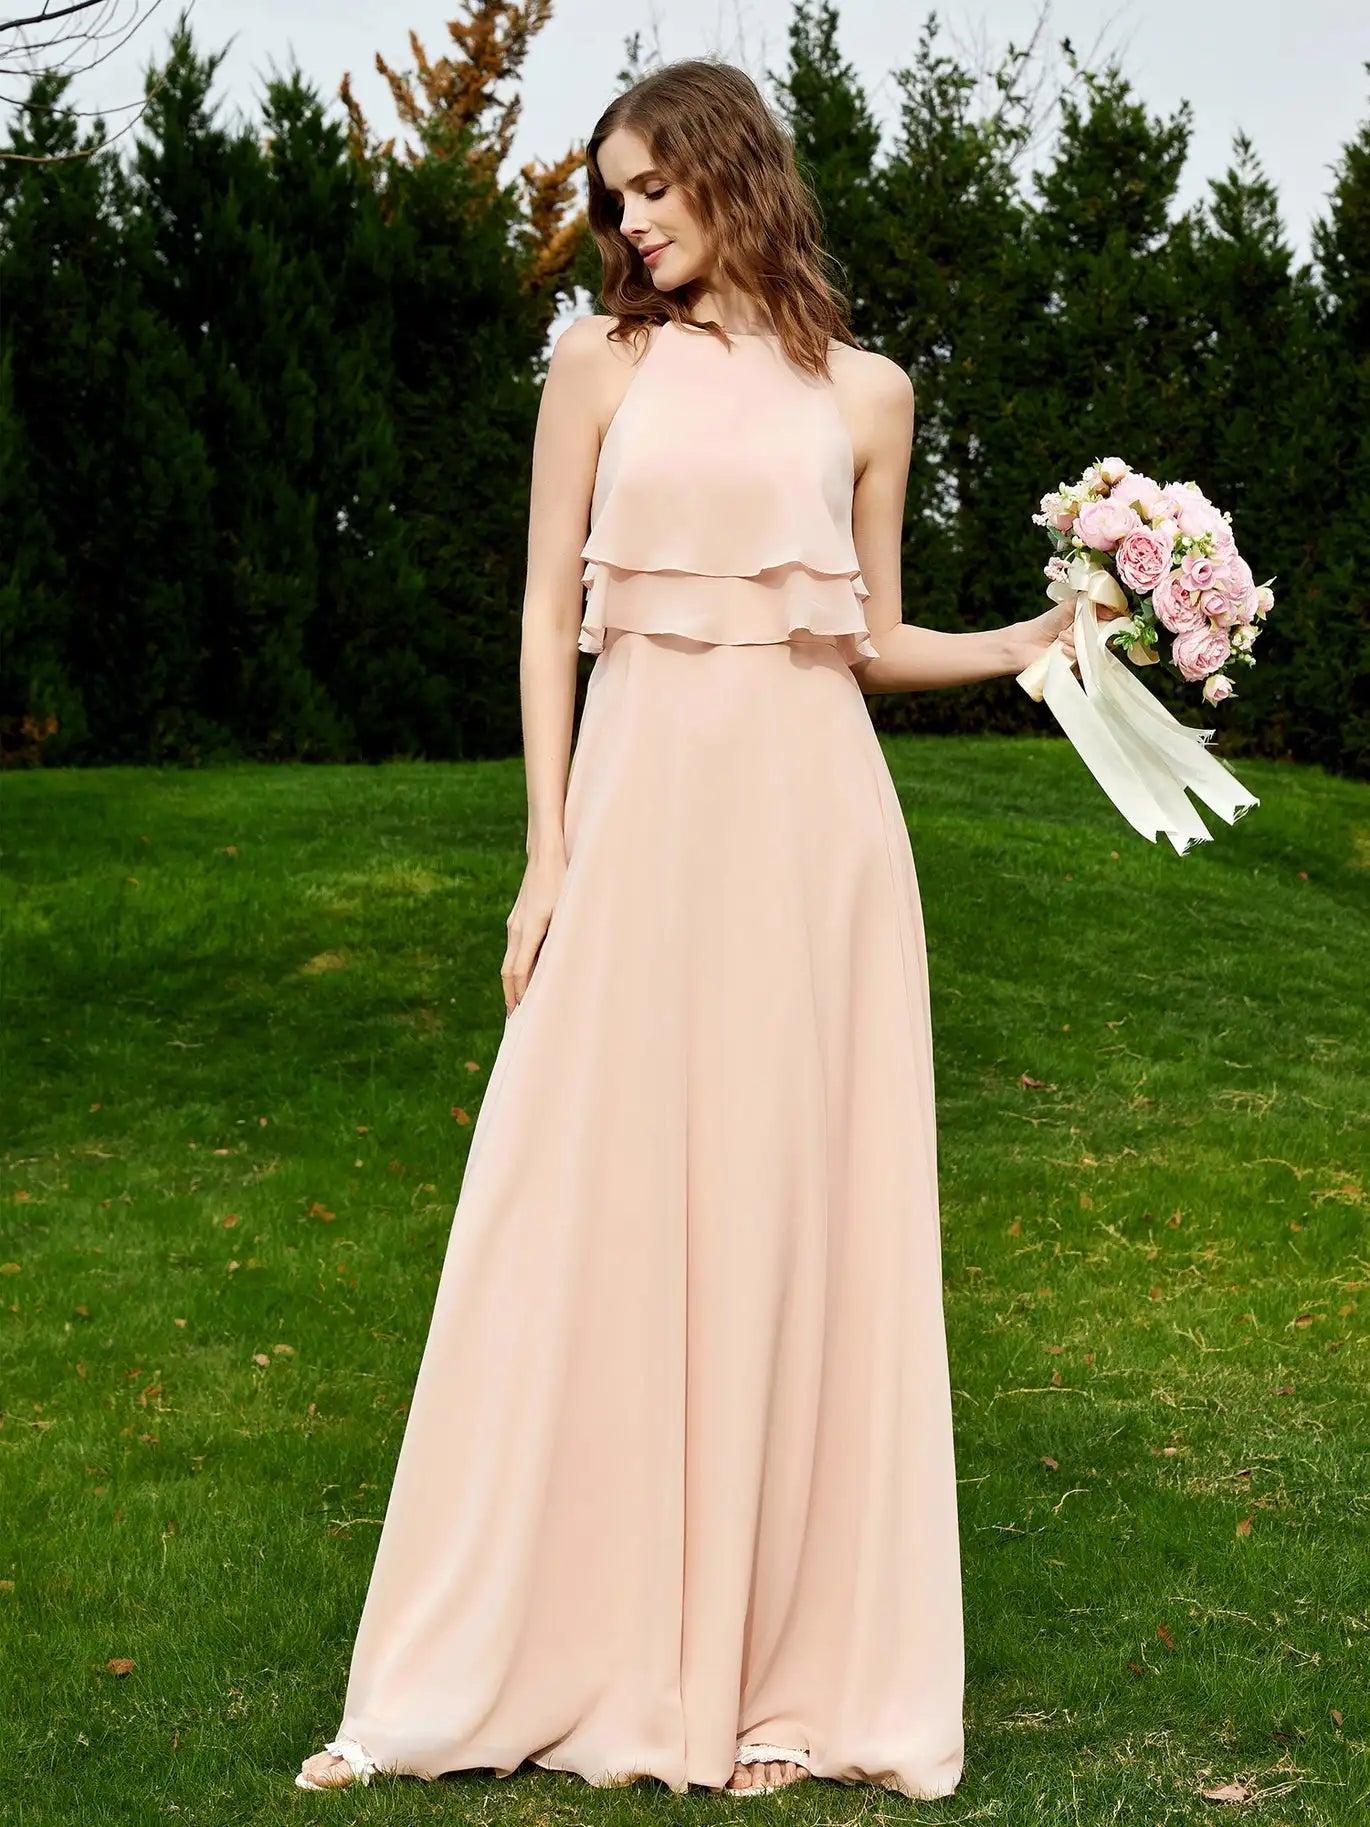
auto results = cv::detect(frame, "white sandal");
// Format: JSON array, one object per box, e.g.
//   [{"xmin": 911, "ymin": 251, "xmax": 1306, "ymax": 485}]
[
  {"xmin": 727, "ymin": 1741, "xmax": 811, "ymax": 1795},
  {"xmin": 294, "ymin": 1734, "xmax": 378, "ymax": 1790}
]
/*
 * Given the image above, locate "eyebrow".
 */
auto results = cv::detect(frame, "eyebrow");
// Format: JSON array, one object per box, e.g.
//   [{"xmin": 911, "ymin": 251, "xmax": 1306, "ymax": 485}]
[{"xmin": 605, "ymin": 168, "xmax": 664, "ymax": 199}]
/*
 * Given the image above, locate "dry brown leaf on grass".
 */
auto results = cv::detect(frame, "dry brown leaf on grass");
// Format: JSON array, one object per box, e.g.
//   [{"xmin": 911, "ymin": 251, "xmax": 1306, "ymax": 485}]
[
  {"xmin": 1156, "ymin": 1624, "xmax": 1175, "ymax": 1649},
  {"xmin": 1236, "ymin": 1516, "xmax": 1253, "ymax": 1537},
  {"xmin": 1200, "ymin": 1779, "xmax": 1254, "ymax": 1804},
  {"xmin": 105, "ymin": 1658, "xmax": 135, "ymax": 1676}
]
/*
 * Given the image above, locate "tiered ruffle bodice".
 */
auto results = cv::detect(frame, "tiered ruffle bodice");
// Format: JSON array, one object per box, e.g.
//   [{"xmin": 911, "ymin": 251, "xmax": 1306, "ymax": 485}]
[{"xmin": 578, "ymin": 321, "xmax": 878, "ymax": 662}]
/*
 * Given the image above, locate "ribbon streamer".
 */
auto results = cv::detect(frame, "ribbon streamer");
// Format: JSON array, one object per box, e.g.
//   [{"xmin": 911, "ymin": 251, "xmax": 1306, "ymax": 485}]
[{"xmin": 1016, "ymin": 560, "xmax": 1260, "ymax": 855}]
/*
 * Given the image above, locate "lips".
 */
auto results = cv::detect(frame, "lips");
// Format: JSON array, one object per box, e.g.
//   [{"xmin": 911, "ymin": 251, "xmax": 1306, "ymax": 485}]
[{"xmin": 641, "ymin": 241, "xmax": 670, "ymax": 262}]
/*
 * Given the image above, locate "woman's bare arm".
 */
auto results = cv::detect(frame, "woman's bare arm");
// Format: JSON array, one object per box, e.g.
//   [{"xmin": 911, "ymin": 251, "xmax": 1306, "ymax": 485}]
[
  {"xmin": 518, "ymin": 316, "xmax": 607, "ymax": 860},
  {"xmin": 840, "ymin": 356, "xmax": 1054, "ymax": 695},
  {"xmin": 500, "ymin": 317, "xmax": 609, "ymax": 1012}
]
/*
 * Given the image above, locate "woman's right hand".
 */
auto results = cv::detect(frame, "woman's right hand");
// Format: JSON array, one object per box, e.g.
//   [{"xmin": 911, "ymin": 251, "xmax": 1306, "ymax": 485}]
[{"xmin": 502, "ymin": 850, "xmax": 567, "ymax": 1016}]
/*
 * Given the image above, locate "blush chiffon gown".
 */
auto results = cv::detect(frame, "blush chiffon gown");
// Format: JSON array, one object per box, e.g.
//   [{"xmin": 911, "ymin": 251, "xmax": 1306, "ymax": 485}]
[{"xmin": 309, "ymin": 318, "xmax": 965, "ymax": 1801}]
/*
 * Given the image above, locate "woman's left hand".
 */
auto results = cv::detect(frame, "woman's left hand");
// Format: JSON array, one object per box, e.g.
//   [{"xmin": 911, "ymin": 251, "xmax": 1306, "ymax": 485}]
[{"xmin": 1015, "ymin": 600, "xmax": 1130, "ymax": 676}]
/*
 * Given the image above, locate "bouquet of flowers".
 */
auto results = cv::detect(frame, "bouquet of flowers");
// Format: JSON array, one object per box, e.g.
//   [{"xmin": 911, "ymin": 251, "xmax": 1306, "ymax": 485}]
[{"xmin": 1016, "ymin": 458, "xmax": 1268, "ymax": 854}]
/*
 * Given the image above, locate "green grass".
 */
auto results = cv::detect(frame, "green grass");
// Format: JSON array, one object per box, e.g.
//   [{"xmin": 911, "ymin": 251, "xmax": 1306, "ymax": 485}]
[{"xmin": 1, "ymin": 736, "xmax": 1367, "ymax": 1825}]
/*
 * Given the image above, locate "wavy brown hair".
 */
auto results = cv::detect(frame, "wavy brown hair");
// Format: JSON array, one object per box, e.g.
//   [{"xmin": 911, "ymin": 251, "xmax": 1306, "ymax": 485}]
[{"xmin": 584, "ymin": 58, "xmax": 857, "ymax": 379}]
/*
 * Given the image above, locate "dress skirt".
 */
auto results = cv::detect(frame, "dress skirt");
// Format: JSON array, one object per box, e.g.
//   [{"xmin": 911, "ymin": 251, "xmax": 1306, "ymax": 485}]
[{"xmin": 333, "ymin": 627, "xmax": 965, "ymax": 1800}]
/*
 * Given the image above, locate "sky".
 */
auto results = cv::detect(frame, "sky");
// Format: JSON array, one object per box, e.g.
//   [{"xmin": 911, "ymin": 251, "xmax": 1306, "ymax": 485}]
[{"xmin": 9, "ymin": 0, "xmax": 1367, "ymax": 284}]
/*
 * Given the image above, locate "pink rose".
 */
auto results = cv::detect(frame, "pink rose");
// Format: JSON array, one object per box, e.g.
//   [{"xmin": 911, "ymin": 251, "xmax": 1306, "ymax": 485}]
[
  {"xmin": 1151, "ymin": 569, "xmax": 1206, "ymax": 634},
  {"xmin": 1202, "ymin": 672, "xmax": 1236, "ymax": 705},
  {"xmin": 1112, "ymin": 471, "xmax": 1166, "ymax": 520},
  {"xmin": 1200, "ymin": 588, "xmax": 1232, "ymax": 627},
  {"xmin": 1217, "ymin": 555, "xmax": 1254, "ymax": 601},
  {"xmin": 1075, "ymin": 497, "xmax": 1143, "ymax": 552},
  {"xmin": 1180, "ymin": 554, "xmax": 1216, "ymax": 591},
  {"xmin": 1114, "ymin": 526, "xmax": 1173, "ymax": 593},
  {"xmin": 1162, "ymin": 483, "xmax": 1226, "ymax": 543},
  {"xmin": 1172, "ymin": 622, "xmax": 1232, "ymax": 682},
  {"xmin": 1176, "ymin": 500, "xmax": 1219, "ymax": 539}
]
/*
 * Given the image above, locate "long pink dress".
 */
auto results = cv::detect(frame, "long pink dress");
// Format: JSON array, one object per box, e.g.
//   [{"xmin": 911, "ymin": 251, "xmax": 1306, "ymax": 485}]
[{"xmin": 323, "ymin": 319, "xmax": 965, "ymax": 1800}]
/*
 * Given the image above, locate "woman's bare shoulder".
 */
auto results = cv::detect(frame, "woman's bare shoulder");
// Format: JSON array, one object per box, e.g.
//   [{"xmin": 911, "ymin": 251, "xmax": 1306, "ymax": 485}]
[
  {"xmin": 828, "ymin": 337, "xmax": 913, "ymax": 402},
  {"xmin": 555, "ymin": 313, "xmax": 657, "ymax": 373}
]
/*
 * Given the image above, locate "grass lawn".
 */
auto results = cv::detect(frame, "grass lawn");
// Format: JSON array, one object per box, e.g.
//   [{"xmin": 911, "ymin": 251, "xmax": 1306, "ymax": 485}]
[{"xmin": 2, "ymin": 734, "xmax": 1367, "ymax": 1825}]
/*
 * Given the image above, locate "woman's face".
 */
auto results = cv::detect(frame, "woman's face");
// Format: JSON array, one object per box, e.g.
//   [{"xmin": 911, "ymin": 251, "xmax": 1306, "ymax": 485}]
[{"xmin": 597, "ymin": 125, "xmax": 710, "ymax": 293}]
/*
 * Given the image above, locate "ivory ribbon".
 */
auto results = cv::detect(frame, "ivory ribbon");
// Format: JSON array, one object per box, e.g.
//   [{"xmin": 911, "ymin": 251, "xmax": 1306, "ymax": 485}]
[{"xmin": 1015, "ymin": 558, "xmax": 1260, "ymax": 855}]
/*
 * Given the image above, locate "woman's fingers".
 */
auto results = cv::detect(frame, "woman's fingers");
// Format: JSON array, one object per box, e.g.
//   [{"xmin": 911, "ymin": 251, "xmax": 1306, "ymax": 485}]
[{"xmin": 1057, "ymin": 599, "xmax": 1130, "ymax": 667}]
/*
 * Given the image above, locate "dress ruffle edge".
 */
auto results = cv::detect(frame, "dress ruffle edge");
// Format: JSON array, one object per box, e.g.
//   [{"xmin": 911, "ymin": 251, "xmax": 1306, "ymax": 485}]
[{"xmin": 577, "ymin": 559, "xmax": 878, "ymax": 661}]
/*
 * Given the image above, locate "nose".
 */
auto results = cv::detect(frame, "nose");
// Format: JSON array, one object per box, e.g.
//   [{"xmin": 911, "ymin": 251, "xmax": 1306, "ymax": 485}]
[{"xmin": 620, "ymin": 200, "xmax": 655, "ymax": 242}]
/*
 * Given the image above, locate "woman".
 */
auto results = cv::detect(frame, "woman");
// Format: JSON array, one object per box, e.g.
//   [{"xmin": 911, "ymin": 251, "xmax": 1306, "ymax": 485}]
[{"xmin": 296, "ymin": 57, "xmax": 1099, "ymax": 1802}]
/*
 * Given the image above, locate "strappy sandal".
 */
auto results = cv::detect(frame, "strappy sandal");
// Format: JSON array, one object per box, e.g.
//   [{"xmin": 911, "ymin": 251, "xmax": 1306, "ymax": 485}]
[
  {"xmin": 294, "ymin": 1734, "xmax": 378, "ymax": 1789},
  {"xmin": 726, "ymin": 1741, "xmax": 811, "ymax": 1795}
]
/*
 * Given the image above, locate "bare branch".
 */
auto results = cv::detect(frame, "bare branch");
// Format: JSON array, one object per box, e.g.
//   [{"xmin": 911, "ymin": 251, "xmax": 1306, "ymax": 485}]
[
  {"xmin": 1, "ymin": 1, "xmax": 123, "ymax": 31},
  {"xmin": 1, "ymin": 59, "xmax": 170, "ymax": 157},
  {"xmin": 1, "ymin": 0, "xmax": 188, "ymax": 163}
]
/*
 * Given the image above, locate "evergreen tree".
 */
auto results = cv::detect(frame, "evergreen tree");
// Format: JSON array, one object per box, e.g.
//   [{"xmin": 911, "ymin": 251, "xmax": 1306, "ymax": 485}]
[
  {"xmin": 1028, "ymin": 54, "xmax": 1196, "ymax": 478},
  {"xmin": 1177, "ymin": 134, "xmax": 1327, "ymax": 758},
  {"xmin": 333, "ymin": 8, "xmax": 566, "ymax": 759},
  {"xmin": 128, "ymin": 24, "xmax": 349, "ymax": 757},
  {"xmin": 1024, "ymin": 55, "xmax": 1202, "ymax": 725},
  {"xmin": 1298, "ymin": 84, "xmax": 1370, "ymax": 774},
  {"xmin": 0, "ymin": 68, "xmax": 217, "ymax": 762},
  {"xmin": 773, "ymin": 1, "xmax": 883, "ymax": 329},
  {"xmin": 864, "ymin": 15, "xmax": 1039, "ymax": 735}
]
